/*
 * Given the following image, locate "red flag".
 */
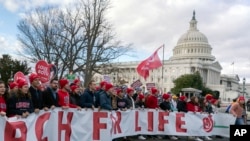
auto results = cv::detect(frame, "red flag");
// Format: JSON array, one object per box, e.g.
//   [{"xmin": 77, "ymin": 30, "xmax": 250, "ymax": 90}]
[{"xmin": 137, "ymin": 45, "xmax": 163, "ymax": 80}]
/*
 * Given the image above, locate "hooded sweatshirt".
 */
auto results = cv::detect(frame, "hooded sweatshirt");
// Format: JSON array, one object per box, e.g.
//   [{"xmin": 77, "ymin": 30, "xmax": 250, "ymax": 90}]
[{"xmin": 57, "ymin": 89, "xmax": 77, "ymax": 108}]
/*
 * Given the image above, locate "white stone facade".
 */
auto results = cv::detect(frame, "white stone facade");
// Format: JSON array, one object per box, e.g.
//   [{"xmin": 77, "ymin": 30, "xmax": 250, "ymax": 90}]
[{"xmin": 94, "ymin": 11, "xmax": 247, "ymax": 102}]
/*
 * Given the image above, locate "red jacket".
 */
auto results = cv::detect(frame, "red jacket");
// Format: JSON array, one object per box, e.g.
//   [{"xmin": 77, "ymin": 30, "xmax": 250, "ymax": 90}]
[
  {"xmin": 187, "ymin": 101, "xmax": 201, "ymax": 112},
  {"xmin": 146, "ymin": 95, "xmax": 158, "ymax": 109},
  {"xmin": 0, "ymin": 96, "xmax": 6, "ymax": 112},
  {"xmin": 57, "ymin": 89, "xmax": 77, "ymax": 108}
]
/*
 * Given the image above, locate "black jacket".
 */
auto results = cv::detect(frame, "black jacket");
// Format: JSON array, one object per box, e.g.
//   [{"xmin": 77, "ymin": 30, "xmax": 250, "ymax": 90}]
[
  {"xmin": 160, "ymin": 101, "xmax": 172, "ymax": 111},
  {"xmin": 70, "ymin": 93, "xmax": 81, "ymax": 106},
  {"xmin": 177, "ymin": 100, "xmax": 188, "ymax": 112},
  {"xmin": 42, "ymin": 87, "xmax": 59, "ymax": 108},
  {"xmin": 80, "ymin": 88, "xmax": 96, "ymax": 108},
  {"xmin": 95, "ymin": 89, "xmax": 104, "ymax": 107},
  {"xmin": 29, "ymin": 86, "xmax": 44, "ymax": 109},
  {"xmin": 7, "ymin": 95, "xmax": 34, "ymax": 116}
]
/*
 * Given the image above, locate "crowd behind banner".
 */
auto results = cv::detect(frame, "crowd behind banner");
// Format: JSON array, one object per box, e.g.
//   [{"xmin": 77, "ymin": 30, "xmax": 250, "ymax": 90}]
[
  {"xmin": 0, "ymin": 108, "xmax": 235, "ymax": 141},
  {"xmin": 0, "ymin": 72, "xmax": 247, "ymax": 141}
]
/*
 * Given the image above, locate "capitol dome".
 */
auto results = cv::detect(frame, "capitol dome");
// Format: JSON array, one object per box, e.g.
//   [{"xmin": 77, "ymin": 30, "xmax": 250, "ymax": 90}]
[{"xmin": 170, "ymin": 11, "xmax": 215, "ymax": 61}]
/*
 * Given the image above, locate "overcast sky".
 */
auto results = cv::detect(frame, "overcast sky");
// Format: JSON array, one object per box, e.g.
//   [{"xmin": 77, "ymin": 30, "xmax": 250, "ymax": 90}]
[{"xmin": 0, "ymin": 0, "xmax": 250, "ymax": 82}]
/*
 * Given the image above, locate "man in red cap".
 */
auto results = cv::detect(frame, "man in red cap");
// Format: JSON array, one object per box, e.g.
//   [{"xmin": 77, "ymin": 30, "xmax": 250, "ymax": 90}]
[
  {"xmin": 58, "ymin": 78, "xmax": 81, "ymax": 110},
  {"xmin": 177, "ymin": 95, "xmax": 188, "ymax": 112},
  {"xmin": 29, "ymin": 73, "xmax": 47, "ymax": 113},
  {"xmin": 99, "ymin": 83, "xmax": 113, "ymax": 110},
  {"xmin": 146, "ymin": 87, "xmax": 159, "ymax": 109},
  {"xmin": 95, "ymin": 81, "xmax": 107, "ymax": 110}
]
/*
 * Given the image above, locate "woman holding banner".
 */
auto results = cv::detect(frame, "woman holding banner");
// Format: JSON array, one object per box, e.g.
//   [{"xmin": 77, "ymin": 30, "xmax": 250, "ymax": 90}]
[{"xmin": 7, "ymin": 79, "xmax": 34, "ymax": 118}]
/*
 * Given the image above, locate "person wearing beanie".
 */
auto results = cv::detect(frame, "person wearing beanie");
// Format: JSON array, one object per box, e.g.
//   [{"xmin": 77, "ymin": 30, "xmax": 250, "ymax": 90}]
[
  {"xmin": 7, "ymin": 79, "xmax": 34, "ymax": 118},
  {"xmin": 28, "ymin": 73, "xmax": 46, "ymax": 114},
  {"xmin": 73, "ymin": 79, "xmax": 80, "ymax": 86},
  {"xmin": 95, "ymin": 81, "xmax": 107, "ymax": 109},
  {"xmin": 159, "ymin": 94, "xmax": 178, "ymax": 140},
  {"xmin": 160, "ymin": 94, "xmax": 172, "ymax": 111},
  {"xmin": 135, "ymin": 94, "xmax": 146, "ymax": 109},
  {"xmin": 177, "ymin": 95, "xmax": 188, "ymax": 112},
  {"xmin": 57, "ymin": 79, "xmax": 80, "ymax": 109},
  {"xmin": 146, "ymin": 87, "xmax": 159, "ymax": 109},
  {"xmin": 99, "ymin": 83, "xmax": 113, "ymax": 110},
  {"xmin": 72, "ymin": 79, "xmax": 84, "ymax": 93},
  {"xmin": 230, "ymin": 96, "xmax": 246, "ymax": 125},
  {"xmin": 187, "ymin": 96, "xmax": 207, "ymax": 141},
  {"xmin": 0, "ymin": 80, "xmax": 7, "ymax": 116},
  {"xmin": 8, "ymin": 82, "xmax": 18, "ymax": 98},
  {"xmin": 204, "ymin": 95, "xmax": 215, "ymax": 114},
  {"xmin": 125, "ymin": 87, "xmax": 135, "ymax": 109},
  {"xmin": 205, "ymin": 94, "xmax": 214, "ymax": 102},
  {"xmin": 42, "ymin": 78, "xmax": 59, "ymax": 109},
  {"xmin": 116, "ymin": 88, "xmax": 129, "ymax": 111},
  {"xmin": 69, "ymin": 85, "xmax": 81, "ymax": 107},
  {"xmin": 80, "ymin": 80, "xmax": 97, "ymax": 110}
]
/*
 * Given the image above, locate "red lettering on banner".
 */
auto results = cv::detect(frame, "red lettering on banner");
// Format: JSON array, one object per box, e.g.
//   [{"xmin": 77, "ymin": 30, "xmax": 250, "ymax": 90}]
[
  {"xmin": 35, "ymin": 113, "xmax": 51, "ymax": 141},
  {"xmin": 158, "ymin": 112, "xmax": 169, "ymax": 131},
  {"xmin": 58, "ymin": 111, "xmax": 73, "ymax": 141},
  {"xmin": 93, "ymin": 112, "xmax": 108, "ymax": 140},
  {"xmin": 4, "ymin": 121, "xmax": 27, "ymax": 141},
  {"xmin": 135, "ymin": 111, "xmax": 141, "ymax": 131},
  {"xmin": 176, "ymin": 113, "xmax": 187, "ymax": 133},
  {"xmin": 113, "ymin": 112, "xmax": 122, "ymax": 134},
  {"xmin": 147, "ymin": 111, "xmax": 153, "ymax": 132}
]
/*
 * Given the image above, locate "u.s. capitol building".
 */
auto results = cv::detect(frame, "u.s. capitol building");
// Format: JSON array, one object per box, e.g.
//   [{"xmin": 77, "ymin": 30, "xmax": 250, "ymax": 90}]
[{"xmin": 94, "ymin": 12, "xmax": 248, "ymax": 103}]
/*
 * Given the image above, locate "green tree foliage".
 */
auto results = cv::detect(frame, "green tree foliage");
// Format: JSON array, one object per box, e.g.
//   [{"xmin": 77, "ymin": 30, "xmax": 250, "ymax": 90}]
[
  {"xmin": 0, "ymin": 54, "xmax": 31, "ymax": 84},
  {"xmin": 171, "ymin": 71, "xmax": 216, "ymax": 97}
]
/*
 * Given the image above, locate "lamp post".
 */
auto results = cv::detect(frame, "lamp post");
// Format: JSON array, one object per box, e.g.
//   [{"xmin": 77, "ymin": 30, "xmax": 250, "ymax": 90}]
[{"xmin": 243, "ymin": 77, "xmax": 246, "ymax": 98}]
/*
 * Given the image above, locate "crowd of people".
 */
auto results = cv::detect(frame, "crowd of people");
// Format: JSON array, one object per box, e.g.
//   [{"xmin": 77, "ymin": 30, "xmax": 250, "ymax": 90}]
[{"xmin": 0, "ymin": 73, "xmax": 247, "ymax": 141}]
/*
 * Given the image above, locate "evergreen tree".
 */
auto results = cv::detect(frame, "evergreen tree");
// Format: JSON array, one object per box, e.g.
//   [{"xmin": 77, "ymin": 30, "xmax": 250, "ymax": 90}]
[{"xmin": 0, "ymin": 54, "xmax": 30, "ymax": 84}]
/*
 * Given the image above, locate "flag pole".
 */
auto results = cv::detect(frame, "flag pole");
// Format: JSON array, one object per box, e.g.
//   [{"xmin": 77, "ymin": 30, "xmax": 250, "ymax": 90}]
[
  {"xmin": 232, "ymin": 62, "xmax": 234, "ymax": 74},
  {"xmin": 161, "ymin": 44, "xmax": 165, "ymax": 92},
  {"xmin": 233, "ymin": 62, "xmax": 234, "ymax": 74}
]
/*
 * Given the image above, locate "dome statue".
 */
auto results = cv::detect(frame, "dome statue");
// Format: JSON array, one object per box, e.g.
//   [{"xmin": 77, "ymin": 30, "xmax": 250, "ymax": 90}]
[{"xmin": 170, "ymin": 10, "xmax": 215, "ymax": 61}]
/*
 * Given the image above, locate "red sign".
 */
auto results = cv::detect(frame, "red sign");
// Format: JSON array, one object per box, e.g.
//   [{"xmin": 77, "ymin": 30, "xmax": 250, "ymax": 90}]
[
  {"xmin": 14, "ymin": 71, "xmax": 26, "ymax": 82},
  {"xmin": 35, "ymin": 60, "xmax": 51, "ymax": 83}
]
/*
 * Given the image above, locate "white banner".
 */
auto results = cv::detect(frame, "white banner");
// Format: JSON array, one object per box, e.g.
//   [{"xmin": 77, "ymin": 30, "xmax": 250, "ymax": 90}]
[{"xmin": 0, "ymin": 109, "xmax": 235, "ymax": 141}]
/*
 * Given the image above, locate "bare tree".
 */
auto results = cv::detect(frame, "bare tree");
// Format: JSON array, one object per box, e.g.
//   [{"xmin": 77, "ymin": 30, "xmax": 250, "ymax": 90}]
[{"xmin": 17, "ymin": 0, "xmax": 130, "ymax": 86}]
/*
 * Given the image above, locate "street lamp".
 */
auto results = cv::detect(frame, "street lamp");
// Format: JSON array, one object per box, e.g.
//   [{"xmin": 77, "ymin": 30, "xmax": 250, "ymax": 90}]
[{"xmin": 243, "ymin": 77, "xmax": 246, "ymax": 98}]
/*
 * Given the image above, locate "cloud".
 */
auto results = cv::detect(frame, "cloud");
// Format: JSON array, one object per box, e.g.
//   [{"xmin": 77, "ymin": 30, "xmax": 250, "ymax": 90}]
[
  {"xmin": 0, "ymin": 34, "xmax": 22, "ymax": 58},
  {"xmin": 1, "ymin": 0, "xmax": 250, "ymax": 82},
  {"xmin": 0, "ymin": 0, "xmax": 74, "ymax": 13},
  {"xmin": 106, "ymin": 0, "xmax": 250, "ymax": 81}
]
